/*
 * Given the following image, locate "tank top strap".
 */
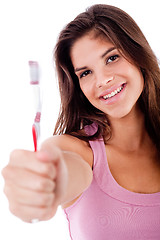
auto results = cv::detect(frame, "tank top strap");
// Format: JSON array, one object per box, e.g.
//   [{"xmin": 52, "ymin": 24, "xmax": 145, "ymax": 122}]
[{"xmin": 84, "ymin": 122, "xmax": 110, "ymax": 177}]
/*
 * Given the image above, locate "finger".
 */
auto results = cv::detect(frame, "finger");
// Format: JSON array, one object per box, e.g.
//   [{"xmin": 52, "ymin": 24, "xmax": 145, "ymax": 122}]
[
  {"xmin": 3, "ymin": 166, "xmax": 55, "ymax": 192},
  {"xmin": 9, "ymin": 203, "xmax": 57, "ymax": 223},
  {"xmin": 9, "ymin": 150, "xmax": 57, "ymax": 179},
  {"xmin": 39, "ymin": 143, "xmax": 62, "ymax": 163},
  {"xmin": 4, "ymin": 183, "xmax": 55, "ymax": 207}
]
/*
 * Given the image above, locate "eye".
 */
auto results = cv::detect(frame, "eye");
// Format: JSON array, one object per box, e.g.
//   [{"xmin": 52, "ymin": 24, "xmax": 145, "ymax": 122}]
[
  {"xmin": 107, "ymin": 54, "xmax": 119, "ymax": 64},
  {"xmin": 80, "ymin": 70, "xmax": 92, "ymax": 79}
]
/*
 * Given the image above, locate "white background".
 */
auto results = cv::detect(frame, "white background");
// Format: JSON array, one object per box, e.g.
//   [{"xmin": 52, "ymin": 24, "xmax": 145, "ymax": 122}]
[{"xmin": 0, "ymin": 0, "xmax": 159, "ymax": 239}]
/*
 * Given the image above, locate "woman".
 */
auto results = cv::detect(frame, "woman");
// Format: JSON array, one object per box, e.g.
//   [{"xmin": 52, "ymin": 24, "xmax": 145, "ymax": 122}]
[{"xmin": 2, "ymin": 4, "xmax": 160, "ymax": 239}]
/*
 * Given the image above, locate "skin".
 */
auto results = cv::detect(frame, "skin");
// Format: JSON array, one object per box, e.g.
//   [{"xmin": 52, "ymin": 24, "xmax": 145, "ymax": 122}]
[{"xmin": 2, "ymin": 32, "xmax": 160, "ymax": 223}]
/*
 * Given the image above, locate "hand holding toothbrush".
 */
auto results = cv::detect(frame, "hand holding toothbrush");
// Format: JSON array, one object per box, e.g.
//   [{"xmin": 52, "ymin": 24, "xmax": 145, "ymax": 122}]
[{"xmin": 1, "ymin": 62, "xmax": 68, "ymax": 223}]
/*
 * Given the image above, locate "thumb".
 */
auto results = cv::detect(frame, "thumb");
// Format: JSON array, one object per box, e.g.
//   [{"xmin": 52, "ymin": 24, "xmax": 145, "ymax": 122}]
[{"xmin": 36, "ymin": 145, "xmax": 62, "ymax": 163}]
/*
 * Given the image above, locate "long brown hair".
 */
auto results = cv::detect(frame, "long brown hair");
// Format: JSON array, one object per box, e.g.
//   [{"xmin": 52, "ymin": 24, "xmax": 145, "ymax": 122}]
[{"xmin": 54, "ymin": 4, "xmax": 160, "ymax": 151}]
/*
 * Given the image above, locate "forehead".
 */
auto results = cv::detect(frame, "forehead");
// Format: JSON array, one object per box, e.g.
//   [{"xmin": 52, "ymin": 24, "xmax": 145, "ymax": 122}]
[
  {"xmin": 72, "ymin": 31, "xmax": 114, "ymax": 51},
  {"xmin": 70, "ymin": 33, "xmax": 115, "ymax": 65}
]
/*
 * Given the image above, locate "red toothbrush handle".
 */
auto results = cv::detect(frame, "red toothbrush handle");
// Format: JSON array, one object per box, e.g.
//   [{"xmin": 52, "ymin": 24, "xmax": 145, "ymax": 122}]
[{"xmin": 32, "ymin": 124, "xmax": 37, "ymax": 152}]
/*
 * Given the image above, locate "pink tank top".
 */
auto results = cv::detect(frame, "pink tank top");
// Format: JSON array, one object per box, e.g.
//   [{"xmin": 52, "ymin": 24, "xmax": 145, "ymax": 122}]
[{"xmin": 64, "ymin": 124, "xmax": 160, "ymax": 239}]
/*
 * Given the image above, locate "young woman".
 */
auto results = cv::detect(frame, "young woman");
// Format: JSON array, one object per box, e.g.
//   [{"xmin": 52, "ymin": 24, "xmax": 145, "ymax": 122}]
[{"xmin": 2, "ymin": 4, "xmax": 160, "ymax": 239}]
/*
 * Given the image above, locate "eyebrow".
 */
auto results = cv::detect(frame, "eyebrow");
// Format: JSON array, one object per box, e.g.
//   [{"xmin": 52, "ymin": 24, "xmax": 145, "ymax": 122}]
[
  {"xmin": 74, "ymin": 47, "xmax": 116, "ymax": 73},
  {"xmin": 101, "ymin": 47, "xmax": 116, "ymax": 58}
]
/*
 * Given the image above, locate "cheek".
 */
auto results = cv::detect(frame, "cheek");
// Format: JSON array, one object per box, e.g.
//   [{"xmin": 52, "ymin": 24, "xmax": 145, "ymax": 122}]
[
  {"xmin": 79, "ymin": 81, "xmax": 93, "ymax": 99},
  {"xmin": 116, "ymin": 61, "xmax": 133, "ymax": 78},
  {"xmin": 119, "ymin": 62, "xmax": 144, "ymax": 88},
  {"xmin": 131, "ymin": 68, "xmax": 144, "ymax": 91}
]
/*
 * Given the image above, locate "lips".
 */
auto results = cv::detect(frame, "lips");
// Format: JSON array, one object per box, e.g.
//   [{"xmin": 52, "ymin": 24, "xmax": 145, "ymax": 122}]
[{"xmin": 99, "ymin": 83, "xmax": 126, "ymax": 100}]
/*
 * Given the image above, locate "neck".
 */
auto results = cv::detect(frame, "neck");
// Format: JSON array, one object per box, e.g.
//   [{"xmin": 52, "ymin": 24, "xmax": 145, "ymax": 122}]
[{"xmin": 107, "ymin": 107, "xmax": 150, "ymax": 152}]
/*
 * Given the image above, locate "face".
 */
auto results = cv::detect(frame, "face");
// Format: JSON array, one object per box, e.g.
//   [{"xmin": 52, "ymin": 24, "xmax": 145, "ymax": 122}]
[{"xmin": 70, "ymin": 32, "xmax": 144, "ymax": 120}]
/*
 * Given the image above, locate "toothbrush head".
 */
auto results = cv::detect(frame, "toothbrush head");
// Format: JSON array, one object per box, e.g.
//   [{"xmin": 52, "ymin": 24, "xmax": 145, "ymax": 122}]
[{"xmin": 28, "ymin": 61, "xmax": 39, "ymax": 85}]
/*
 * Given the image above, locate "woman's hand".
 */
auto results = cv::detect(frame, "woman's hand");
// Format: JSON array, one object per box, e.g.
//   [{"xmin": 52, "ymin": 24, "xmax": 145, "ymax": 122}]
[{"xmin": 1, "ymin": 146, "xmax": 68, "ymax": 223}]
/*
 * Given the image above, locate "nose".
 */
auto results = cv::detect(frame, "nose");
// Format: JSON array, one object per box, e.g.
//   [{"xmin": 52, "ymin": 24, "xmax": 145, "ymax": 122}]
[{"xmin": 96, "ymin": 75, "xmax": 114, "ymax": 88}]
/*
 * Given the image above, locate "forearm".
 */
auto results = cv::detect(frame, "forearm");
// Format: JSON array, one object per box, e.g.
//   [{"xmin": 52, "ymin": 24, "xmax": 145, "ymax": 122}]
[{"xmin": 59, "ymin": 151, "xmax": 93, "ymax": 205}]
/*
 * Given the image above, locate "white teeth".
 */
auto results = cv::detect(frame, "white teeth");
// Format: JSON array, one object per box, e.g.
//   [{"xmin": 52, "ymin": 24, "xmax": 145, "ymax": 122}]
[{"xmin": 103, "ymin": 86, "xmax": 123, "ymax": 100}]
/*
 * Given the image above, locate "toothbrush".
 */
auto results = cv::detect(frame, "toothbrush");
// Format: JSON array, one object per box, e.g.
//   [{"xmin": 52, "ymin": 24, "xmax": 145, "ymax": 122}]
[
  {"xmin": 28, "ymin": 61, "xmax": 42, "ymax": 224},
  {"xmin": 28, "ymin": 61, "xmax": 41, "ymax": 152}
]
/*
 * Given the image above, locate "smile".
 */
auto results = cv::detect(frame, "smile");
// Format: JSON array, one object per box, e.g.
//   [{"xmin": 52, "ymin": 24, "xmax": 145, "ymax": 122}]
[
  {"xmin": 99, "ymin": 83, "xmax": 127, "ymax": 105},
  {"xmin": 102, "ymin": 85, "xmax": 124, "ymax": 100}
]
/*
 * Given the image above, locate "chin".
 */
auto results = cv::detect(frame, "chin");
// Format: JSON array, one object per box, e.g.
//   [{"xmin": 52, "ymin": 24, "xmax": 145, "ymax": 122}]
[{"xmin": 107, "ymin": 105, "xmax": 135, "ymax": 120}]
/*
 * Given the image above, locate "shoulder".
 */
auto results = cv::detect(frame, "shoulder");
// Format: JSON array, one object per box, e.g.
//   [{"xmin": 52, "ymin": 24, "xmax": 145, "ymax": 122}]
[{"xmin": 41, "ymin": 134, "xmax": 93, "ymax": 168}]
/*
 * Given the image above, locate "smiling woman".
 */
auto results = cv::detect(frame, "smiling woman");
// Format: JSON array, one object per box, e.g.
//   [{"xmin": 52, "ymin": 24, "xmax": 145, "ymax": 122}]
[
  {"xmin": 54, "ymin": 4, "xmax": 160, "ymax": 149},
  {"xmin": 2, "ymin": 3, "xmax": 160, "ymax": 240}
]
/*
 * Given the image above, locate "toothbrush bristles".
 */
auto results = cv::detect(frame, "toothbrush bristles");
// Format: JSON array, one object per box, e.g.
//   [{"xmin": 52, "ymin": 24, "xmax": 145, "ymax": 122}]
[{"xmin": 28, "ymin": 61, "xmax": 39, "ymax": 85}]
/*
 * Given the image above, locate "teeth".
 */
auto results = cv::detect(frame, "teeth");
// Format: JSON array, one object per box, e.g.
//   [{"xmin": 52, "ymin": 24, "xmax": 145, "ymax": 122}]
[{"xmin": 103, "ymin": 86, "xmax": 123, "ymax": 100}]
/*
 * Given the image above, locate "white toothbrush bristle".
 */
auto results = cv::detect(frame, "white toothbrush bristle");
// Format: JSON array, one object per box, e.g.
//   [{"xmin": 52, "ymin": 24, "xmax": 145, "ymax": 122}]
[{"xmin": 29, "ymin": 61, "xmax": 39, "ymax": 84}]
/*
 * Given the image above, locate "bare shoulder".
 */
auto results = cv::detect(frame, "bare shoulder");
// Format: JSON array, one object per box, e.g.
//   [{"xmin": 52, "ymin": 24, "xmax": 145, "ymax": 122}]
[{"xmin": 41, "ymin": 134, "xmax": 93, "ymax": 168}]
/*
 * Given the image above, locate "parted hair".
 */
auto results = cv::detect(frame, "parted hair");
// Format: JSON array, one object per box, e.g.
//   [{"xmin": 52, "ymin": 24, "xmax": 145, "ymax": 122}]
[{"xmin": 54, "ymin": 4, "xmax": 160, "ymax": 151}]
